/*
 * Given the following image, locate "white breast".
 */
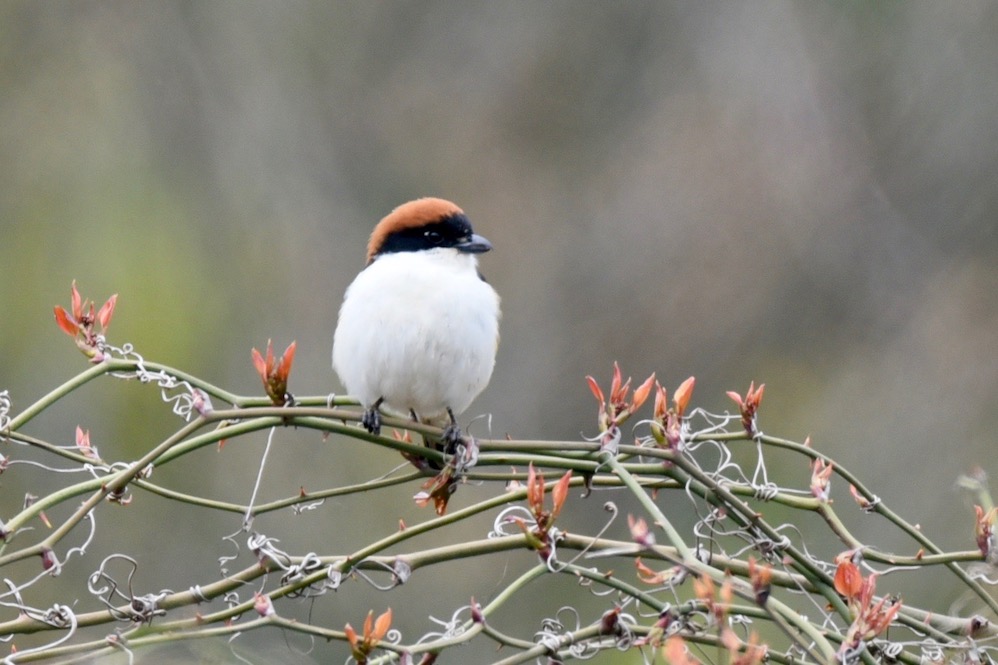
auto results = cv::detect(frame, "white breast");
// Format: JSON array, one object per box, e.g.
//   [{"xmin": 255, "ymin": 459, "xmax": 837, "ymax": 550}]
[{"xmin": 332, "ymin": 249, "xmax": 501, "ymax": 423}]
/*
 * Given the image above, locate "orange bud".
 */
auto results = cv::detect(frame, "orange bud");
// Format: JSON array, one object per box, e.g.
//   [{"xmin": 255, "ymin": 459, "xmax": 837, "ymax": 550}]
[
  {"xmin": 833, "ymin": 559, "xmax": 863, "ymax": 601},
  {"xmin": 810, "ymin": 458, "xmax": 833, "ymax": 502},
  {"xmin": 251, "ymin": 344, "xmax": 268, "ymax": 379},
  {"xmin": 631, "ymin": 373, "xmax": 656, "ymax": 412},
  {"xmin": 663, "ymin": 635, "xmax": 699, "ymax": 665},
  {"xmin": 54, "ymin": 306, "xmax": 78, "ymax": 337},
  {"xmin": 277, "ymin": 340, "xmax": 297, "ymax": 382},
  {"xmin": 526, "ymin": 463, "xmax": 544, "ymax": 516},
  {"xmin": 362, "ymin": 609, "xmax": 374, "ymax": 641},
  {"xmin": 585, "ymin": 375, "xmax": 605, "ymax": 405},
  {"xmin": 251, "ymin": 339, "xmax": 297, "ymax": 406},
  {"xmin": 692, "ymin": 574, "xmax": 715, "ymax": 603},
  {"xmin": 674, "ymin": 377, "xmax": 695, "ymax": 416},
  {"xmin": 627, "ymin": 514, "xmax": 655, "ymax": 547},
  {"xmin": 635, "ymin": 558, "xmax": 659, "ymax": 583},
  {"xmin": 70, "ymin": 280, "xmax": 82, "ymax": 319},
  {"xmin": 551, "ymin": 470, "xmax": 572, "ymax": 519},
  {"xmin": 97, "ymin": 294, "xmax": 118, "ymax": 330},
  {"xmin": 371, "ymin": 607, "xmax": 392, "ymax": 643},
  {"xmin": 254, "ymin": 592, "xmax": 275, "ymax": 617},
  {"xmin": 344, "ymin": 622, "xmax": 359, "ymax": 648},
  {"xmin": 75, "ymin": 426, "xmax": 96, "ymax": 459},
  {"xmin": 849, "ymin": 485, "xmax": 873, "ymax": 511},
  {"xmin": 720, "ymin": 627, "xmax": 741, "ymax": 653},
  {"xmin": 610, "ymin": 362, "xmax": 622, "ymax": 401},
  {"xmin": 974, "ymin": 504, "xmax": 998, "ymax": 556},
  {"xmin": 747, "ymin": 557, "xmax": 772, "ymax": 604},
  {"xmin": 728, "ymin": 381, "xmax": 764, "ymax": 434},
  {"xmin": 653, "ymin": 382, "xmax": 668, "ymax": 420},
  {"xmin": 719, "ymin": 576, "xmax": 733, "ymax": 609}
]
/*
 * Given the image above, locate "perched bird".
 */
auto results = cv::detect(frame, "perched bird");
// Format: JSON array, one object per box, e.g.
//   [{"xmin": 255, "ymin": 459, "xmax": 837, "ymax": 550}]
[{"xmin": 332, "ymin": 198, "xmax": 501, "ymax": 448}]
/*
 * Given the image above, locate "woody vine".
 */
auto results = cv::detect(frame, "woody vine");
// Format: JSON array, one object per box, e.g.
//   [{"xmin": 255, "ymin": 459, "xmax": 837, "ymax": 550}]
[{"xmin": 0, "ymin": 282, "xmax": 994, "ymax": 664}]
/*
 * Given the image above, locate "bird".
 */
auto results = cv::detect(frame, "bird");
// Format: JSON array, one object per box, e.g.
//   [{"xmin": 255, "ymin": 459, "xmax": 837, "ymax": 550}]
[{"xmin": 332, "ymin": 197, "xmax": 501, "ymax": 452}]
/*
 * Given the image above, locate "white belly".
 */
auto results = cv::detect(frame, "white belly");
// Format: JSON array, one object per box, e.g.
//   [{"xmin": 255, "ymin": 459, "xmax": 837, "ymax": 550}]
[{"xmin": 333, "ymin": 251, "xmax": 500, "ymax": 423}]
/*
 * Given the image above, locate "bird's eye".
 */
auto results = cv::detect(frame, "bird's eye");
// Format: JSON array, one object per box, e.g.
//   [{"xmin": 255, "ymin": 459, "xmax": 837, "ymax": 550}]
[{"xmin": 424, "ymin": 230, "xmax": 442, "ymax": 244}]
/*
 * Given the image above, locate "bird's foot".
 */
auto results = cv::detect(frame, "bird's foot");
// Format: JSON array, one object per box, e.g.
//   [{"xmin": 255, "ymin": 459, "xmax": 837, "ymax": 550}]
[
  {"xmin": 362, "ymin": 398, "xmax": 384, "ymax": 435},
  {"xmin": 441, "ymin": 408, "xmax": 480, "ymax": 471},
  {"xmin": 441, "ymin": 407, "xmax": 465, "ymax": 456},
  {"xmin": 441, "ymin": 423, "xmax": 464, "ymax": 455},
  {"xmin": 362, "ymin": 408, "xmax": 381, "ymax": 435}
]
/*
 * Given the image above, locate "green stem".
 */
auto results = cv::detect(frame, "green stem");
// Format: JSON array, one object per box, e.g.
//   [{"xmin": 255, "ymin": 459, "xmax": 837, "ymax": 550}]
[
  {"xmin": 6, "ymin": 363, "xmax": 113, "ymax": 431},
  {"xmin": 603, "ymin": 452, "xmax": 839, "ymax": 662}
]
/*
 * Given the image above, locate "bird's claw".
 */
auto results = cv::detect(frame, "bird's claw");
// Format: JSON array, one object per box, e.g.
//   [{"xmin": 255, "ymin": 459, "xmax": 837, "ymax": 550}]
[
  {"xmin": 440, "ymin": 407, "xmax": 470, "ymax": 456},
  {"xmin": 362, "ymin": 406, "xmax": 382, "ymax": 435},
  {"xmin": 441, "ymin": 423, "xmax": 464, "ymax": 455}
]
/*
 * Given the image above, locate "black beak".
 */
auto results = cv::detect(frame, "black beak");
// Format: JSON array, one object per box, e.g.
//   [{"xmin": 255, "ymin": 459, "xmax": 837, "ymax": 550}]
[{"xmin": 455, "ymin": 233, "xmax": 492, "ymax": 254}]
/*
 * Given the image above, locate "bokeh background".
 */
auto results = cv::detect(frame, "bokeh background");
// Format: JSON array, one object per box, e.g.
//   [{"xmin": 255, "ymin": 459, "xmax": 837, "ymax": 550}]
[{"xmin": 1, "ymin": 2, "xmax": 996, "ymax": 662}]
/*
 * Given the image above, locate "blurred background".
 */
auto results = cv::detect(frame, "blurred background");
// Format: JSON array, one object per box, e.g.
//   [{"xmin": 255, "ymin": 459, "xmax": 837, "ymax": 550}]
[{"xmin": 1, "ymin": 2, "xmax": 996, "ymax": 662}]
